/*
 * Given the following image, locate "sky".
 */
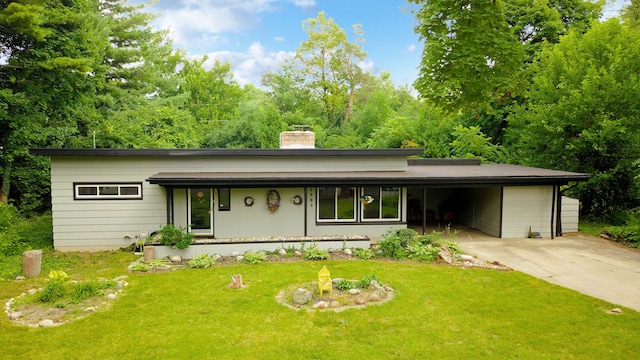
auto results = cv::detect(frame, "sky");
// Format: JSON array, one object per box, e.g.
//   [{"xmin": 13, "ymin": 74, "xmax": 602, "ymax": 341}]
[{"xmin": 131, "ymin": 0, "xmax": 630, "ymax": 89}]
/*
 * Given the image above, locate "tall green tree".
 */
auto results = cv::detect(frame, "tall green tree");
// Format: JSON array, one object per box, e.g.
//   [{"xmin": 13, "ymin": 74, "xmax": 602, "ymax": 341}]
[
  {"xmin": 409, "ymin": 0, "xmax": 524, "ymax": 113},
  {"xmin": 505, "ymin": 19, "xmax": 640, "ymax": 216}
]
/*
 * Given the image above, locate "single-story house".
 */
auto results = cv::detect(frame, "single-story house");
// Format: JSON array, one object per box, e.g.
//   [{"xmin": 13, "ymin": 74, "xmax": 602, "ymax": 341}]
[{"xmin": 30, "ymin": 131, "xmax": 589, "ymax": 255}]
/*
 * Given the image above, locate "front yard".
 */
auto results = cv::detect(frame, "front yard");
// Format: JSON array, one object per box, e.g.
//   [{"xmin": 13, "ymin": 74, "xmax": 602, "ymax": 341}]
[{"xmin": 1, "ymin": 253, "xmax": 639, "ymax": 359}]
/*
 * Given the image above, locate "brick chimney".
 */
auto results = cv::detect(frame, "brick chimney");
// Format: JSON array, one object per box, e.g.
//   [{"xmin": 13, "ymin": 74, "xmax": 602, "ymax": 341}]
[{"xmin": 280, "ymin": 125, "xmax": 315, "ymax": 149}]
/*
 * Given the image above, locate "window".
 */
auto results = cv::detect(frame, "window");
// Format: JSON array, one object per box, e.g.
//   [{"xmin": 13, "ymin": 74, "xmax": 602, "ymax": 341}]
[
  {"xmin": 218, "ymin": 188, "xmax": 231, "ymax": 211},
  {"xmin": 74, "ymin": 183, "xmax": 142, "ymax": 200},
  {"xmin": 317, "ymin": 186, "xmax": 355, "ymax": 221},
  {"xmin": 361, "ymin": 186, "xmax": 400, "ymax": 221}
]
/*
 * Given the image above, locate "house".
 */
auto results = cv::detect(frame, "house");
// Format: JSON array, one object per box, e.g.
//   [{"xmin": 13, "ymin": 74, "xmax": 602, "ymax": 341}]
[{"xmin": 30, "ymin": 131, "xmax": 589, "ymax": 255}]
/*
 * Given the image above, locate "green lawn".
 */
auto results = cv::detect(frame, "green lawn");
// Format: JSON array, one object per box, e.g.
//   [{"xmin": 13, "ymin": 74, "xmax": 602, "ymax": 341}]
[{"xmin": 1, "ymin": 255, "xmax": 639, "ymax": 359}]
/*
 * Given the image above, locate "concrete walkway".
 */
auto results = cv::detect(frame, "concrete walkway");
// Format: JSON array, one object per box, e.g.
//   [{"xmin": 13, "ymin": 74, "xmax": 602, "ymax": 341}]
[{"xmin": 454, "ymin": 231, "xmax": 640, "ymax": 312}]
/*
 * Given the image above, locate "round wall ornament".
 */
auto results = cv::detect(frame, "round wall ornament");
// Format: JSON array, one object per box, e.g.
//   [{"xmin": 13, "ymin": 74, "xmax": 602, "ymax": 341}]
[
  {"xmin": 244, "ymin": 196, "xmax": 255, "ymax": 207},
  {"xmin": 291, "ymin": 195, "xmax": 303, "ymax": 205}
]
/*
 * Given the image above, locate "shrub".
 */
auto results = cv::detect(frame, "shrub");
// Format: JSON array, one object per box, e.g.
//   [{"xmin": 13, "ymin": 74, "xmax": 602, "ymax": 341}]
[
  {"xmin": 335, "ymin": 279, "xmax": 356, "ymax": 291},
  {"xmin": 435, "ymin": 239, "xmax": 463, "ymax": 254},
  {"xmin": 376, "ymin": 228, "xmax": 417, "ymax": 259},
  {"xmin": 39, "ymin": 281, "xmax": 67, "ymax": 303},
  {"xmin": 353, "ymin": 248, "xmax": 376, "ymax": 260},
  {"xmin": 243, "ymin": 252, "xmax": 267, "ymax": 264},
  {"xmin": 188, "ymin": 254, "xmax": 216, "ymax": 268},
  {"xmin": 156, "ymin": 224, "xmax": 193, "ymax": 249},
  {"xmin": 406, "ymin": 243, "xmax": 441, "ymax": 262},
  {"xmin": 357, "ymin": 274, "xmax": 382, "ymax": 289},
  {"xmin": 302, "ymin": 247, "xmax": 330, "ymax": 260},
  {"xmin": 71, "ymin": 281, "xmax": 101, "ymax": 302},
  {"xmin": 130, "ymin": 263, "xmax": 151, "ymax": 272},
  {"xmin": 606, "ymin": 225, "xmax": 640, "ymax": 248}
]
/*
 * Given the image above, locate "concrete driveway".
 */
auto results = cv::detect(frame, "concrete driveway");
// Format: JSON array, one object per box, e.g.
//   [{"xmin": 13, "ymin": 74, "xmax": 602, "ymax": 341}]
[{"xmin": 455, "ymin": 232, "xmax": 640, "ymax": 312}]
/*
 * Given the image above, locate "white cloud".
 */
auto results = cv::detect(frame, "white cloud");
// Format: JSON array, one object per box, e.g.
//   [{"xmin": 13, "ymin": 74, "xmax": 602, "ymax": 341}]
[
  {"xmin": 406, "ymin": 44, "xmax": 416, "ymax": 52},
  {"xmin": 358, "ymin": 60, "xmax": 376, "ymax": 74},
  {"xmin": 293, "ymin": 0, "xmax": 316, "ymax": 8},
  {"xmin": 203, "ymin": 42, "xmax": 295, "ymax": 86},
  {"xmin": 274, "ymin": 36, "xmax": 285, "ymax": 42}
]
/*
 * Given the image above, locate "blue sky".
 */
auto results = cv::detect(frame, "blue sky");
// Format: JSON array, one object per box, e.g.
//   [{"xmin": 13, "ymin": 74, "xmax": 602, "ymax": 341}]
[{"xmin": 132, "ymin": 0, "xmax": 630, "ymax": 89}]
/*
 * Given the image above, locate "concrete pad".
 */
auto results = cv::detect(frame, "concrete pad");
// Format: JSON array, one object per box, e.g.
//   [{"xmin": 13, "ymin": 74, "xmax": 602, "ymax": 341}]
[{"xmin": 455, "ymin": 232, "xmax": 640, "ymax": 312}]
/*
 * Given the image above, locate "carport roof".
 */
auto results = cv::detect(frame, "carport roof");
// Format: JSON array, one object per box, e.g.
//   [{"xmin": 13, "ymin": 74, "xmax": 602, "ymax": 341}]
[{"xmin": 147, "ymin": 162, "xmax": 589, "ymax": 188}]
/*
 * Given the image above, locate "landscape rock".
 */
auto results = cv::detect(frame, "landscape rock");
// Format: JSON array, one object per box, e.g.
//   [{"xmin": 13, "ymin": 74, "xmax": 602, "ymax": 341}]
[
  {"xmin": 170, "ymin": 255, "xmax": 182, "ymax": 262},
  {"xmin": 367, "ymin": 293, "xmax": 381, "ymax": 302},
  {"xmin": 292, "ymin": 288, "xmax": 312, "ymax": 305},
  {"xmin": 8, "ymin": 312, "xmax": 22, "ymax": 320},
  {"xmin": 236, "ymin": 256, "xmax": 244, "ymax": 262},
  {"xmin": 343, "ymin": 248, "xmax": 352, "ymax": 256},
  {"xmin": 278, "ymin": 248, "xmax": 287, "ymax": 256},
  {"xmin": 330, "ymin": 301, "xmax": 341, "ymax": 308},
  {"xmin": 459, "ymin": 254, "xmax": 475, "ymax": 262},
  {"xmin": 38, "ymin": 319, "xmax": 55, "ymax": 327},
  {"xmin": 294, "ymin": 251, "xmax": 302, "ymax": 257},
  {"xmin": 213, "ymin": 254, "xmax": 222, "ymax": 260},
  {"xmin": 15, "ymin": 276, "xmax": 25, "ymax": 281},
  {"xmin": 106, "ymin": 293, "xmax": 117, "ymax": 300},
  {"xmin": 438, "ymin": 250, "xmax": 453, "ymax": 264},
  {"xmin": 112, "ymin": 275, "xmax": 128, "ymax": 282},
  {"xmin": 355, "ymin": 296, "xmax": 366, "ymax": 305},
  {"xmin": 348, "ymin": 289, "xmax": 361, "ymax": 295},
  {"xmin": 312, "ymin": 301, "xmax": 328, "ymax": 309},
  {"xmin": 27, "ymin": 288, "xmax": 37, "ymax": 295},
  {"xmin": 84, "ymin": 307, "xmax": 96, "ymax": 313}
]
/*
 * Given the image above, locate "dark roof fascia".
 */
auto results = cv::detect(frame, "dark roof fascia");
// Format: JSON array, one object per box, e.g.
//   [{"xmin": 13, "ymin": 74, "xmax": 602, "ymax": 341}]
[
  {"xmin": 408, "ymin": 158, "xmax": 482, "ymax": 166},
  {"xmin": 29, "ymin": 148, "xmax": 424, "ymax": 158},
  {"xmin": 147, "ymin": 173, "xmax": 589, "ymax": 188}
]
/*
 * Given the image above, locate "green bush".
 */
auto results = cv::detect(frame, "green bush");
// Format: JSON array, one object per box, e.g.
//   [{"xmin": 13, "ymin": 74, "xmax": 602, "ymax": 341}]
[
  {"xmin": 376, "ymin": 228, "xmax": 418, "ymax": 259},
  {"xmin": 188, "ymin": 253, "xmax": 216, "ymax": 268},
  {"xmin": 335, "ymin": 279, "xmax": 356, "ymax": 291},
  {"xmin": 39, "ymin": 281, "xmax": 67, "ymax": 303},
  {"xmin": 606, "ymin": 225, "xmax": 640, "ymax": 248},
  {"xmin": 130, "ymin": 263, "xmax": 151, "ymax": 272},
  {"xmin": 353, "ymin": 248, "xmax": 376, "ymax": 260},
  {"xmin": 302, "ymin": 247, "xmax": 330, "ymax": 260},
  {"xmin": 71, "ymin": 281, "xmax": 101, "ymax": 302},
  {"xmin": 0, "ymin": 204, "xmax": 52, "ymax": 256},
  {"xmin": 357, "ymin": 274, "xmax": 382, "ymax": 289},
  {"xmin": 156, "ymin": 224, "xmax": 193, "ymax": 249},
  {"xmin": 407, "ymin": 243, "xmax": 441, "ymax": 262},
  {"xmin": 243, "ymin": 252, "xmax": 267, "ymax": 264}
]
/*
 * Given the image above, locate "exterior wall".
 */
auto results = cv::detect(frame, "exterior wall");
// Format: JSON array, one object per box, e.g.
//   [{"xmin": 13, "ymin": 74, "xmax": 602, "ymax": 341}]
[
  {"xmin": 501, "ymin": 186, "xmax": 554, "ymax": 238},
  {"xmin": 50, "ymin": 158, "xmax": 167, "ymax": 250},
  {"xmin": 561, "ymin": 196, "xmax": 580, "ymax": 233},
  {"xmin": 456, "ymin": 187, "xmax": 501, "ymax": 237},
  {"xmin": 214, "ymin": 188, "xmax": 305, "ymax": 238},
  {"xmin": 49, "ymin": 156, "xmax": 411, "ymax": 250}
]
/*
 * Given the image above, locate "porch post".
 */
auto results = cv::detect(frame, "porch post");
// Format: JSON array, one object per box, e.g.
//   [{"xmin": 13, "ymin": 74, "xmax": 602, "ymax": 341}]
[
  {"xmin": 422, "ymin": 187, "xmax": 427, "ymax": 235},
  {"xmin": 304, "ymin": 186, "xmax": 308, "ymax": 236},
  {"xmin": 550, "ymin": 185, "xmax": 557, "ymax": 239}
]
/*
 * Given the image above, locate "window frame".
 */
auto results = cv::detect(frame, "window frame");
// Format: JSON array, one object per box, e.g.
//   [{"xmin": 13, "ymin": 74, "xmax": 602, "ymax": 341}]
[
  {"xmin": 73, "ymin": 182, "xmax": 143, "ymax": 200},
  {"xmin": 218, "ymin": 188, "xmax": 231, "ymax": 211},
  {"xmin": 360, "ymin": 186, "xmax": 401, "ymax": 222},
  {"xmin": 316, "ymin": 186, "xmax": 357, "ymax": 222}
]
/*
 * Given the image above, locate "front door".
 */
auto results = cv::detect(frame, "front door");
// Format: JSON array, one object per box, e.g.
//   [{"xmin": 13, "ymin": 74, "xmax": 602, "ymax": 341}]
[{"xmin": 189, "ymin": 188, "xmax": 213, "ymax": 235}]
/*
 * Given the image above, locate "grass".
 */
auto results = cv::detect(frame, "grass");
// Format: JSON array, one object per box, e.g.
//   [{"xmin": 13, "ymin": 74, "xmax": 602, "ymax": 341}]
[{"xmin": 1, "ymin": 255, "xmax": 639, "ymax": 359}]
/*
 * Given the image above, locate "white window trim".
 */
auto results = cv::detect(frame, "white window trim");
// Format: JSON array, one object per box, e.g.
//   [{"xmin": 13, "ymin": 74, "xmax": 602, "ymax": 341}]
[
  {"xmin": 316, "ymin": 186, "xmax": 356, "ymax": 223},
  {"xmin": 360, "ymin": 186, "xmax": 401, "ymax": 222},
  {"xmin": 74, "ymin": 183, "xmax": 142, "ymax": 200}
]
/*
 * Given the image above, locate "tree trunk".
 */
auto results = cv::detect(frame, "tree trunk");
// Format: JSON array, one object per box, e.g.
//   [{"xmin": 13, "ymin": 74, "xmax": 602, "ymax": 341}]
[{"xmin": 0, "ymin": 163, "xmax": 10, "ymax": 204}]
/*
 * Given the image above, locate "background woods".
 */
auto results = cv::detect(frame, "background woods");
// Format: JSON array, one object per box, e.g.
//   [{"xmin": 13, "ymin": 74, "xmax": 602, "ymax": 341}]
[{"xmin": 0, "ymin": 0, "xmax": 638, "ymax": 224}]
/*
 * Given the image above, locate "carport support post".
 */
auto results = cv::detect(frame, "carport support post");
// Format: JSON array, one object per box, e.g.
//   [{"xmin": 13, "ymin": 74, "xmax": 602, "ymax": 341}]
[
  {"xmin": 550, "ymin": 185, "xmax": 557, "ymax": 239},
  {"xmin": 422, "ymin": 187, "xmax": 427, "ymax": 235}
]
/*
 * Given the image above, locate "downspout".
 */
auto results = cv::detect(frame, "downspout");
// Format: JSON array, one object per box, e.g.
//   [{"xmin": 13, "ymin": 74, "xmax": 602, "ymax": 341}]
[
  {"xmin": 166, "ymin": 187, "xmax": 173, "ymax": 225},
  {"xmin": 550, "ymin": 185, "xmax": 557, "ymax": 239},
  {"xmin": 498, "ymin": 187, "xmax": 504, "ymax": 238}
]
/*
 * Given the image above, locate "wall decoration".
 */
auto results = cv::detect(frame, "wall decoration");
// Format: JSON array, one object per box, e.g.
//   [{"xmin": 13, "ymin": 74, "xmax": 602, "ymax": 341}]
[
  {"xmin": 360, "ymin": 195, "xmax": 374, "ymax": 206},
  {"xmin": 267, "ymin": 190, "xmax": 281, "ymax": 213},
  {"xmin": 244, "ymin": 196, "xmax": 255, "ymax": 207},
  {"xmin": 291, "ymin": 195, "xmax": 303, "ymax": 205}
]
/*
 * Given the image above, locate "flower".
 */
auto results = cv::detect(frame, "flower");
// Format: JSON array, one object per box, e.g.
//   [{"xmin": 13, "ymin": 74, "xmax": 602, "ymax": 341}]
[{"xmin": 360, "ymin": 195, "xmax": 374, "ymax": 205}]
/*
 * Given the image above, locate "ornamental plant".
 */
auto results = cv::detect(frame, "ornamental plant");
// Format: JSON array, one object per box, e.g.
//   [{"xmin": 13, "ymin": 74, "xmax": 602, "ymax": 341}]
[{"xmin": 156, "ymin": 224, "xmax": 193, "ymax": 249}]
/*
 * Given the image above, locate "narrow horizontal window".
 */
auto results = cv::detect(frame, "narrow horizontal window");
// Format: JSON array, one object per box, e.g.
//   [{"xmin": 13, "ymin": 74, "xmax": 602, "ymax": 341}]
[{"xmin": 74, "ymin": 183, "xmax": 143, "ymax": 200}]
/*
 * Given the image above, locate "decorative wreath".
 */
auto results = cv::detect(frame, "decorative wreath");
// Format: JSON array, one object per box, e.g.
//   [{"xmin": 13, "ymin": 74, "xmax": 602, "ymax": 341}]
[
  {"xmin": 360, "ymin": 195, "xmax": 375, "ymax": 206},
  {"xmin": 244, "ymin": 196, "xmax": 255, "ymax": 207},
  {"xmin": 267, "ymin": 190, "xmax": 281, "ymax": 213},
  {"xmin": 291, "ymin": 195, "xmax": 303, "ymax": 205}
]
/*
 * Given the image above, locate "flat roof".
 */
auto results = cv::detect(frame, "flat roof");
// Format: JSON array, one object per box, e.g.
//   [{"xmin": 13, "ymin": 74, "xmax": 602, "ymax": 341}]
[
  {"xmin": 29, "ymin": 148, "xmax": 424, "ymax": 157},
  {"xmin": 147, "ymin": 163, "xmax": 589, "ymax": 188}
]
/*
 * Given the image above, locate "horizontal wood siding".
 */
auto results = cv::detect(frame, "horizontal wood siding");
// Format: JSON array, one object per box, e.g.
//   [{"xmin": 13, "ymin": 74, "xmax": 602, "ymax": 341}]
[
  {"xmin": 502, "ymin": 186, "xmax": 553, "ymax": 238},
  {"xmin": 561, "ymin": 196, "xmax": 580, "ymax": 233},
  {"xmin": 51, "ymin": 158, "xmax": 166, "ymax": 249},
  {"xmin": 473, "ymin": 187, "xmax": 501, "ymax": 237}
]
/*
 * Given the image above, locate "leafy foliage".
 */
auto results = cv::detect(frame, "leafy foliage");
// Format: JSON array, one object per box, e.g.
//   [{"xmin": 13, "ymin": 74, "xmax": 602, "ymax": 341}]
[
  {"xmin": 243, "ymin": 252, "xmax": 268, "ymax": 264},
  {"xmin": 356, "ymin": 274, "xmax": 383, "ymax": 289},
  {"xmin": 605, "ymin": 225, "xmax": 640, "ymax": 248},
  {"xmin": 187, "ymin": 254, "xmax": 216, "ymax": 269},
  {"xmin": 335, "ymin": 279, "xmax": 356, "ymax": 291},
  {"xmin": 302, "ymin": 246, "xmax": 330, "ymax": 260},
  {"xmin": 156, "ymin": 224, "xmax": 193, "ymax": 249}
]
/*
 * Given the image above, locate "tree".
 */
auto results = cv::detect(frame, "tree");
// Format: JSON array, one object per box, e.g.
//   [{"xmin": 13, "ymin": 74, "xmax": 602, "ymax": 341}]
[
  {"xmin": 292, "ymin": 11, "xmax": 367, "ymax": 126},
  {"xmin": 505, "ymin": 19, "xmax": 640, "ymax": 216},
  {"xmin": 409, "ymin": 0, "xmax": 524, "ymax": 113},
  {"xmin": 621, "ymin": 0, "xmax": 640, "ymax": 26}
]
